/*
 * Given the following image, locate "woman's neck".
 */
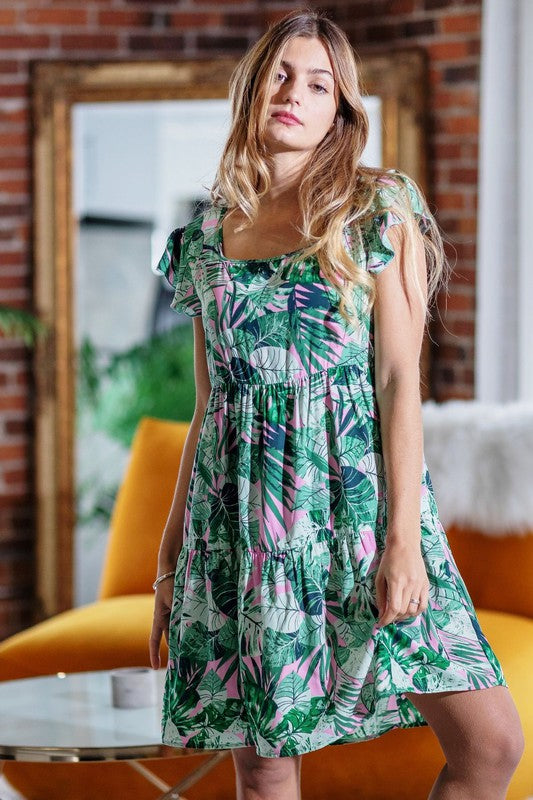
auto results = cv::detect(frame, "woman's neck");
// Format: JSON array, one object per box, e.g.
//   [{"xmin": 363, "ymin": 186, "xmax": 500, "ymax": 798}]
[{"xmin": 264, "ymin": 150, "xmax": 309, "ymax": 203}]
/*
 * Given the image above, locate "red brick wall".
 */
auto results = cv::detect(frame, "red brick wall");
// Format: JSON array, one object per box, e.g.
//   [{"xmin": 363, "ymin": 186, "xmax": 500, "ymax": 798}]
[
  {"xmin": 323, "ymin": 0, "xmax": 482, "ymax": 398},
  {"xmin": 0, "ymin": 0, "xmax": 482, "ymax": 639}
]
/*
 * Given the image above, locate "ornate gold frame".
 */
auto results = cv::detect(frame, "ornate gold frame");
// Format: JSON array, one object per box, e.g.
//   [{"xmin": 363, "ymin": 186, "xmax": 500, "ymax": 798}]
[{"xmin": 31, "ymin": 51, "xmax": 428, "ymax": 619}]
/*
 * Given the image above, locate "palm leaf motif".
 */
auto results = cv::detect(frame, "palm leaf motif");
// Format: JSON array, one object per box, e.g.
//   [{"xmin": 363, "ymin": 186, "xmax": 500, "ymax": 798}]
[
  {"xmin": 179, "ymin": 574, "xmax": 208, "ymax": 628},
  {"xmin": 178, "ymin": 621, "xmax": 214, "ymax": 662},
  {"xmin": 263, "ymin": 629, "xmax": 299, "ymax": 668},
  {"xmin": 288, "ymin": 284, "xmax": 345, "ymax": 372},
  {"xmin": 160, "ymin": 188, "xmax": 508, "ymax": 758},
  {"xmin": 330, "ymin": 673, "xmax": 366, "ymax": 737},
  {"xmin": 208, "ymin": 555, "xmax": 238, "ymax": 619},
  {"xmin": 293, "ymin": 436, "xmax": 331, "ymax": 486},
  {"xmin": 283, "ymin": 552, "xmax": 328, "ymax": 618}
]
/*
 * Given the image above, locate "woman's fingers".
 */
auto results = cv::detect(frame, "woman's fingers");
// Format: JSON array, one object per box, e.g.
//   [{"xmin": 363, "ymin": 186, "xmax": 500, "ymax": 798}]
[
  {"xmin": 149, "ymin": 588, "xmax": 173, "ymax": 669},
  {"xmin": 377, "ymin": 580, "xmax": 430, "ymax": 627},
  {"xmin": 149, "ymin": 619, "xmax": 163, "ymax": 670},
  {"xmin": 375, "ymin": 572, "xmax": 387, "ymax": 620},
  {"xmin": 377, "ymin": 586, "xmax": 404, "ymax": 628},
  {"xmin": 416, "ymin": 581, "xmax": 430, "ymax": 616},
  {"xmin": 396, "ymin": 581, "xmax": 430, "ymax": 621}
]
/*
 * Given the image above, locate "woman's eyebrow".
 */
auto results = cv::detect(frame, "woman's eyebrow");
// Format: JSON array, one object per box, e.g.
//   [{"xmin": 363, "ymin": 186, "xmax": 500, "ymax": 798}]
[{"xmin": 280, "ymin": 59, "xmax": 334, "ymax": 80}]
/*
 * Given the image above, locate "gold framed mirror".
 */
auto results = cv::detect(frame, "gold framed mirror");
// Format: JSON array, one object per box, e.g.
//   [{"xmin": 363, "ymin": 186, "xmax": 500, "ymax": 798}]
[{"xmin": 32, "ymin": 50, "xmax": 428, "ymax": 620}]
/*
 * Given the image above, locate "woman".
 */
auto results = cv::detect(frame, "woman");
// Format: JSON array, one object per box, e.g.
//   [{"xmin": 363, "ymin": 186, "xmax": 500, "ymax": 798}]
[{"xmin": 149, "ymin": 8, "xmax": 523, "ymax": 800}]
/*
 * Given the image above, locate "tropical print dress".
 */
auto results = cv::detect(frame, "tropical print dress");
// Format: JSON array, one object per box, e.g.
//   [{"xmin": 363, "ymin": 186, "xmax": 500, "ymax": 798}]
[{"xmin": 153, "ymin": 168, "xmax": 507, "ymax": 758}]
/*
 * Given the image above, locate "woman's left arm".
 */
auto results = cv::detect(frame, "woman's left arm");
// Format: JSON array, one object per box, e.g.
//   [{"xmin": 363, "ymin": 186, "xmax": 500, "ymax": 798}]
[{"xmin": 372, "ymin": 222, "xmax": 431, "ymax": 628}]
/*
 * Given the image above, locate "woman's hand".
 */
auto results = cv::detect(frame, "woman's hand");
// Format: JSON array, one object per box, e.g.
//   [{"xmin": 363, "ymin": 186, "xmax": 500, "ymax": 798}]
[
  {"xmin": 375, "ymin": 538, "xmax": 430, "ymax": 628},
  {"xmin": 149, "ymin": 578, "xmax": 175, "ymax": 670}
]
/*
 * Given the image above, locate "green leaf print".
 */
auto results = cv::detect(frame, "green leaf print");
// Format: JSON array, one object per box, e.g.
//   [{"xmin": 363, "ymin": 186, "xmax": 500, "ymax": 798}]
[
  {"xmin": 197, "ymin": 670, "xmax": 227, "ymax": 707},
  {"xmin": 411, "ymin": 665, "xmax": 445, "ymax": 692},
  {"xmin": 179, "ymin": 621, "xmax": 213, "ymax": 662},
  {"xmin": 216, "ymin": 617, "xmax": 238, "ymax": 651},
  {"xmin": 244, "ymin": 680, "xmax": 279, "ymax": 739},
  {"xmin": 196, "ymin": 456, "xmax": 216, "ymax": 488},
  {"xmin": 273, "ymin": 673, "xmax": 312, "ymax": 716},
  {"xmin": 297, "ymin": 612, "xmax": 325, "ymax": 648},
  {"xmin": 339, "ymin": 427, "xmax": 369, "ymax": 467},
  {"xmin": 180, "ymin": 576, "xmax": 208, "ymax": 626},
  {"xmin": 275, "ymin": 697, "xmax": 327, "ymax": 737},
  {"xmin": 161, "ymin": 192, "xmax": 508, "ymax": 758},
  {"xmin": 261, "ymin": 599, "xmax": 304, "ymax": 635},
  {"xmin": 202, "ymin": 700, "xmax": 241, "ymax": 732},
  {"xmin": 264, "ymin": 629, "xmax": 299, "ymax": 667},
  {"xmin": 301, "ymin": 648, "xmax": 323, "ymax": 688},
  {"xmin": 330, "ymin": 675, "xmax": 364, "ymax": 736},
  {"xmin": 396, "ymin": 693, "xmax": 424, "ymax": 726},
  {"xmin": 163, "ymin": 669, "xmax": 203, "ymax": 735},
  {"xmin": 290, "ymin": 311, "xmax": 341, "ymax": 373},
  {"xmin": 360, "ymin": 681, "xmax": 376, "ymax": 714},
  {"xmin": 208, "ymin": 558, "xmax": 238, "ymax": 619},
  {"xmin": 276, "ymin": 707, "xmax": 311, "ymax": 735},
  {"xmin": 430, "ymin": 601, "xmax": 472, "ymax": 638},
  {"xmin": 300, "ymin": 697, "xmax": 329, "ymax": 732},
  {"xmin": 253, "ymin": 310, "xmax": 291, "ymax": 348},
  {"xmin": 293, "ymin": 481, "xmax": 329, "ymax": 512},
  {"xmin": 356, "ymin": 452, "xmax": 386, "ymax": 496},
  {"xmin": 297, "ymin": 442, "xmax": 330, "ymax": 481},
  {"xmin": 438, "ymin": 627, "xmax": 501, "ymax": 688},
  {"xmin": 187, "ymin": 720, "xmax": 228, "ymax": 748},
  {"xmin": 281, "ymin": 561, "xmax": 322, "ymax": 616},
  {"xmin": 251, "ymin": 346, "xmax": 302, "ymax": 381}
]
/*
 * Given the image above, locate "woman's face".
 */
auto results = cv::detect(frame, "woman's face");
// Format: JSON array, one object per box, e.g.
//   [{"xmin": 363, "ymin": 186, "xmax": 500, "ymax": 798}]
[{"xmin": 262, "ymin": 36, "xmax": 338, "ymax": 156}]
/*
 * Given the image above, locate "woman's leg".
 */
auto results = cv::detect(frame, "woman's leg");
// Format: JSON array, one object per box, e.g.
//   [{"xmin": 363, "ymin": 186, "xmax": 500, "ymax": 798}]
[
  {"xmin": 232, "ymin": 746, "xmax": 302, "ymax": 800},
  {"xmin": 403, "ymin": 685, "xmax": 524, "ymax": 800}
]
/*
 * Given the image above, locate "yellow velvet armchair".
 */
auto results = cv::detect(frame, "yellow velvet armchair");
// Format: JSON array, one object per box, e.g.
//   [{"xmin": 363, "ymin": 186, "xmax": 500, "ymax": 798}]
[{"xmin": 0, "ymin": 416, "xmax": 531, "ymax": 800}]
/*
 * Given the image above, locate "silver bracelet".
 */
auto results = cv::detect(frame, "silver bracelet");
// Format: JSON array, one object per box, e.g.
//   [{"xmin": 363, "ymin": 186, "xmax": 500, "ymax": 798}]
[{"xmin": 152, "ymin": 570, "xmax": 176, "ymax": 591}]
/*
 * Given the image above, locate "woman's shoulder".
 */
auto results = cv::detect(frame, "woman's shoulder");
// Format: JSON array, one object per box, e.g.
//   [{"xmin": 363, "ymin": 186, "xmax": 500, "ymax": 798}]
[
  {"xmin": 176, "ymin": 203, "xmax": 219, "ymax": 258},
  {"xmin": 347, "ymin": 168, "xmax": 433, "ymax": 274},
  {"xmin": 181, "ymin": 205, "xmax": 210, "ymax": 239},
  {"xmin": 348, "ymin": 167, "xmax": 432, "ymax": 241},
  {"xmin": 369, "ymin": 168, "xmax": 429, "ymax": 221}
]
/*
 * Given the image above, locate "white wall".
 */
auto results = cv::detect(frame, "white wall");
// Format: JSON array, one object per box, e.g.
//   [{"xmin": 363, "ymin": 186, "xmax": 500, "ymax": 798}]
[
  {"xmin": 517, "ymin": 0, "xmax": 533, "ymax": 400},
  {"xmin": 476, "ymin": 0, "xmax": 533, "ymax": 401}
]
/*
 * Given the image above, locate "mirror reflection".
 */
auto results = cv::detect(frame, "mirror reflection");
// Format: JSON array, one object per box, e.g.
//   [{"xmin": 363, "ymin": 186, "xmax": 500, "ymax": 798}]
[{"xmin": 71, "ymin": 95, "xmax": 383, "ymax": 605}]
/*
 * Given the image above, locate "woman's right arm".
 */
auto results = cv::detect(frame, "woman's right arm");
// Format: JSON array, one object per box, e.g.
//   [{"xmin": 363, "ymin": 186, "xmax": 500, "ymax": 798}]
[{"xmin": 149, "ymin": 316, "xmax": 211, "ymax": 669}]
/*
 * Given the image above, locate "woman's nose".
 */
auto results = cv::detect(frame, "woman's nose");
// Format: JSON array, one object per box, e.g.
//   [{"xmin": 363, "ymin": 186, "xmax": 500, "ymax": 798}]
[{"xmin": 283, "ymin": 79, "xmax": 301, "ymax": 104}]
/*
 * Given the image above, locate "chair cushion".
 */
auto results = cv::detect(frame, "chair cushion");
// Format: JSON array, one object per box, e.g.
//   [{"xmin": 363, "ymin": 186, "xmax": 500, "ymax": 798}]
[{"xmin": 0, "ymin": 595, "xmax": 163, "ymax": 681}]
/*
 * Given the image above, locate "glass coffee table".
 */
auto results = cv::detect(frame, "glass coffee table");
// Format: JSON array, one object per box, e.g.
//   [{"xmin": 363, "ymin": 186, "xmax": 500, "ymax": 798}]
[{"xmin": 0, "ymin": 670, "xmax": 229, "ymax": 800}]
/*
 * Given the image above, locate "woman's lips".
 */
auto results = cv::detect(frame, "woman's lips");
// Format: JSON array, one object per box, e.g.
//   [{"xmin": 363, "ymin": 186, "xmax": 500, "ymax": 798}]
[{"xmin": 272, "ymin": 112, "xmax": 302, "ymax": 125}]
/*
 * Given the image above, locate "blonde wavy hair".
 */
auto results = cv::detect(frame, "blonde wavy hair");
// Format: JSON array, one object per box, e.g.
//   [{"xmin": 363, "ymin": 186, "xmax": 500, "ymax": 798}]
[{"xmin": 210, "ymin": 7, "xmax": 448, "ymax": 330}]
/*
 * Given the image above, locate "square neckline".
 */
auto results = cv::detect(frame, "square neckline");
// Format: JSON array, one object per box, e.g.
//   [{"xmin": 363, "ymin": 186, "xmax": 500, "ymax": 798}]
[{"xmin": 215, "ymin": 206, "xmax": 307, "ymax": 265}]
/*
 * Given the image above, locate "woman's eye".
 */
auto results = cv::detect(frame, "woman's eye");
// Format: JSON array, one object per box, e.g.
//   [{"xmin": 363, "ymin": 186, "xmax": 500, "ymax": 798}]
[
  {"xmin": 275, "ymin": 72, "xmax": 287, "ymax": 82},
  {"xmin": 312, "ymin": 84, "xmax": 327, "ymax": 93}
]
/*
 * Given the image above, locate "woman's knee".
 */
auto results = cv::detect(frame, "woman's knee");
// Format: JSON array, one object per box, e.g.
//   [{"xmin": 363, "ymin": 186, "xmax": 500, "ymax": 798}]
[
  {"xmin": 405, "ymin": 687, "xmax": 525, "ymax": 780},
  {"xmin": 450, "ymin": 717, "xmax": 525, "ymax": 780},
  {"xmin": 483, "ymin": 721, "xmax": 525, "ymax": 774},
  {"xmin": 232, "ymin": 747, "xmax": 301, "ymax": 788}
]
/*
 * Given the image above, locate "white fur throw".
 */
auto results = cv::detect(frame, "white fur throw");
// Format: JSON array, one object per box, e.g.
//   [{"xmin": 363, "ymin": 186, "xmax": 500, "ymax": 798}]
[{"xmin": 421, "ymin": 400, "xmax": 533, "ymax": 536}]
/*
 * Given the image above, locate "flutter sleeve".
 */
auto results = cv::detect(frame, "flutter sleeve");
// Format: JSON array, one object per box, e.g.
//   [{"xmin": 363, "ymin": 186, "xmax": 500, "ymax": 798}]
[
  {"xmin": 364, "ymin": 169, "xmax": 433, "ymax": 275},
  {"xmin": 152, "ymin": 226, "xmax": 202, "ymax": 317}
]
